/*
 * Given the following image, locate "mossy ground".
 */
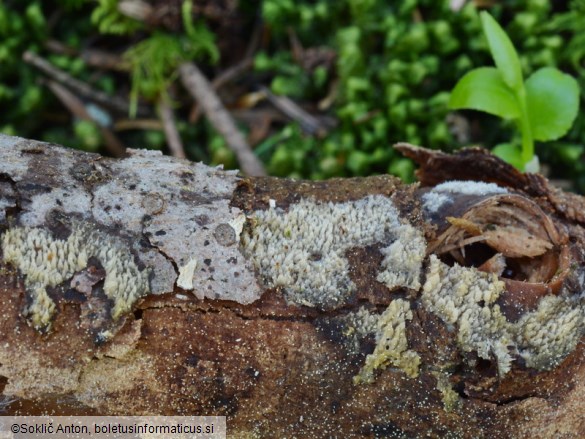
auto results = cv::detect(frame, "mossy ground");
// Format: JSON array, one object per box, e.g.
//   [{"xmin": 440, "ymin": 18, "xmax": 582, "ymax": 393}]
[{"xmin": 1, "ymin": 1, "xmax": 585, "ymax": 189}]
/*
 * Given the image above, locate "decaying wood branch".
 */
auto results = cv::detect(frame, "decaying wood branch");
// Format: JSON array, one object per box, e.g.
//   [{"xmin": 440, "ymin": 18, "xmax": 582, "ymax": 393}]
[{"xmin": 0, "ymin": 134, "xmax": 584, "ymax": 438}]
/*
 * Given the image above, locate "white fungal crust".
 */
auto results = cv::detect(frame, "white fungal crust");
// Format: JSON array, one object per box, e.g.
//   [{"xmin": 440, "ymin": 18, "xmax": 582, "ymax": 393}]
[
  {"xmin": 88, "ymin": 229, "xmax": 150, "ymax": 320},
  {"xmin": 516, "ymin": 295, "xmax": 584, "ymax": 370},
  {"xmin": 1, "ymin": 224, "xmax": 150, "ymax": 329},
  {"xmin": 241, "ymin": 195, "xmax": 426, "ymax": 309},
  {"xmin": 422, "ymin": 191, "xmax": 453, "ymax": 215},
  {"xmin": 422, "ymin": 256, "xmax": 515, "ymax": 375},
  {"xmin": 421, "ymin": 256, "xmax": 585, "ymax": 375},
  {"xmin": 354, "ymin": 298, "xmax": 421, "ymax": 383},
  {"xmin": 422, "ymin": 180, "xmax": 508, "ymax": 214},
  {"xmin": 338, "ymin": 307, "xmax": 381, "ymax": 355},
  {"xmin": 376, "ymin": 224, "xmax": 427, "ymax": 291}
]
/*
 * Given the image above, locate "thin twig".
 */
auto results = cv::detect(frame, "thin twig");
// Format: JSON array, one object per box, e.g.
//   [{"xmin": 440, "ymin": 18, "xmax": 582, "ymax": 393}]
[
  {"xmin": 23, "ymin": 50, "xmax": 148, "ymax": 117},
  {"xmin": 189, "ymin": 57, "xmax": 254, "ymax": 124},
  {"xmin": 211, "ymin": 57, "xmax": 254, "ymax": 90},
  {"xmin": 46, "ymin": 40, "xmax": 130, "ymax": 72},
  {"xmin": 188, "ymin": 17, "xmax": 262, "ymax": 123},
  {"xmin": 179, "ymin": 62, "xmax": 266, "ymax": 176},
  {"xmin": 114, "ymin": 119, "xmax": 163, "ymax": 131},
  {"xmin": 259, "ymin": 86, "xmax": 332, "ymax": 136},
  {"xmin": 287, "ymin": 27, "xmax": 305, "ymax": 64},
  {"xmin": 158, "ymin": 99, "xmax": 186, "ymax": 159},
  {"xmin": 45, "ymin": 80, "xmax": 126, "ymax": 157}
]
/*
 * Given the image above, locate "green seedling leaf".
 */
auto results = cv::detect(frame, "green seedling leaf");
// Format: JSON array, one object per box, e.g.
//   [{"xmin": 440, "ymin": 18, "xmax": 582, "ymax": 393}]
[
  {"xmin": 525, "ymin": 67, "xmax": 580, "ymax": 141},
  {"xmin": 480, "ymin": 11, "xmax": 523, "ymax": 90},
  {"xmin": 492, "ymin": 143, "xmax": 525, "ymax": 170},
  {"xmin": 449, "ymin": 67, "xmax": 520, "ymax": 119}
]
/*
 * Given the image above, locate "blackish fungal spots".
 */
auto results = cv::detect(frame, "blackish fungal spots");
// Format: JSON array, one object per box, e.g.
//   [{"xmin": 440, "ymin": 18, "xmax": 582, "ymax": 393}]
[{"xmin": 194, "ymin": 215, "xmax": 210, "ymax": 226}]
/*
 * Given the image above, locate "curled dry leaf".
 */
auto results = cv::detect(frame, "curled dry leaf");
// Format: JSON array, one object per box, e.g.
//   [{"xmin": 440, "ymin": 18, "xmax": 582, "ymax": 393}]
[{"xmin": 427, "ymin": 191, "xmax": 569, "ymax": 318}]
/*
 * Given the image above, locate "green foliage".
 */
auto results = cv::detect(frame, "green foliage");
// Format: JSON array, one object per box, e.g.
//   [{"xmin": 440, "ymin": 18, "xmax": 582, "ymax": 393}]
[
  {"xmin": 449, "ymin": 12, "xmax": 580, "ymax": 170},
  {"xmin": 548, "ymin": 0, "xmax": 585, "ymax": 74},
  {"xmin": 256, "ymin": 0, "xmax": 585, "ymax": 187},
  {"xmin": 0, "ymin": 1, "xmax": 50, "ymax": 136},
  {"xmin": 124, "ymin": 1, "xmax": 218, "ymax": 116},
  {"xmin": 91, "ymin": 0, "xmax": 143, "ymax": 35},
  {"xmin": 2, "ymin": 0, "xmax": 585, "ymax": 192},
  {"xmin": 257, "ymin": 0, "xmax": 496, "ymax": 181},
  {"xmin": 58, "ymin": 0, "xmax": 87, "ymax": 11},
  {"xmin": 481, "ymin": 12, "xmax": 524, "ymax": 90},
  {"xmin": 526, "ymin": 68, "xmax": 580, "ymax": 141},
  {"xmin": 0, "ymin": 0, "xmax": 217, "ymax": 153},
  {"xmin": 73, "ymin": 120, "xmax": 102, "ymax": 152},
  {"xmin": 449, "ymin": 68, "xmax": 520, "ymax": 119}
]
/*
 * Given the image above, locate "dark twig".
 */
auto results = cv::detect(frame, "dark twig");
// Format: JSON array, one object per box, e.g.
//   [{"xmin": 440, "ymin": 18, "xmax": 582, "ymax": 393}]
[
  {"xmin": 211, "ymin": 57, "xmax": 254, "ymax": 91},
  {"xmin": 158, "ymin": 98, "xmax": 186, "ymax": 159},
  {"xmin": 188, "ymin": 18, "xmax": 262, "ymax": 123},
  {"xmin": 46, "ymin": 40, "xmax": 130, "ymax": 72},
  {"xmin": 114, "ymin": 119, "xmax": 163, "ymax": 131},
  {"xmin": 45, "ymin": 80, "xmax": 126, "ymax": 157},
  {"xmin": 23, "ymin": 51, "xmax": 148, "ymax": 117},
  {"xmin": 189, "ymin": 57, "xmax": 254, "ymax": 124},
  {"xmin": 179, "ymin": 62, "xmax": 266, "ymax": 176},
  {"xmin": 259, "ymin": 86, "xmax": 333, "ymax": 136}
]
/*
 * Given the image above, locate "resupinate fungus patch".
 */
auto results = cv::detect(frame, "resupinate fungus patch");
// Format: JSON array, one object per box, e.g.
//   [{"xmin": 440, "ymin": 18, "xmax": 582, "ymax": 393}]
[{"xmin": 1, "ymin": 222, "xmax": 150, "ymax": 330}]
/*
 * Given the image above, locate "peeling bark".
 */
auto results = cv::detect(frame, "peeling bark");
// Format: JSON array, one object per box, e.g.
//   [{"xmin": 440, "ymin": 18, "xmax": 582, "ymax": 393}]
[{"xmin": 0, "ymin": 134, "xmax": 584, "ymax": 438}]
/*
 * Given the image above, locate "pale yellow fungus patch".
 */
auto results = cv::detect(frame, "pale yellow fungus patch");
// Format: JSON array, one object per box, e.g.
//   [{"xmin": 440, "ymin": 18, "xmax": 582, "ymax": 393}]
[
  {"xmin": 1, "ymin": 224, "xmax": 150, "ymax": 329},
  {"xmin": 422, "ymin": 255, "xmax": 585, "ymax": 374},
  {"xmin": 354, "ymin": 299, "xmax": 421, "ymax": 383},
  {"xmin": 242, "ymin": 195, "xmax": 426, "ymax": 309}
]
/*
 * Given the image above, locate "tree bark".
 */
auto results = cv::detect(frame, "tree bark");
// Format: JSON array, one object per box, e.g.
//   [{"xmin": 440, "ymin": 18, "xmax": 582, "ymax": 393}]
[{"xmin": 0, "ymin": 134, "xmax": 583, "ymax": 438}]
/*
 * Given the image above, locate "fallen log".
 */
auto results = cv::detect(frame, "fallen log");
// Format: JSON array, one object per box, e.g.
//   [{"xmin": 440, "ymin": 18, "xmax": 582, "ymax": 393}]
[{"xmin": 0, "ymin": 134, "xmax": 583, "ymax": 438}]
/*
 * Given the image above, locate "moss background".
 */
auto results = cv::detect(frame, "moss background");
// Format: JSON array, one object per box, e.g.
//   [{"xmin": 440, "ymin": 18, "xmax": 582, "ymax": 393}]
[{"xmin": 1, "ymin": 0, "xmax": 585, "ymax": 190}]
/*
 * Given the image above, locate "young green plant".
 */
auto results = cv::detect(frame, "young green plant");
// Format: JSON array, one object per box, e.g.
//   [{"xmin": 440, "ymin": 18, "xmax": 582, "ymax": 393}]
[{"xmin": 449, "ymin": 11, "xmax": 580, "ymax": 171}]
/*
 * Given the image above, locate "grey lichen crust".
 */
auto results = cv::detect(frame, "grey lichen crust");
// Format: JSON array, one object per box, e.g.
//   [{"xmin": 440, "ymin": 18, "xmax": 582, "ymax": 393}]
[
  {"xmin": 0, "ymin": 135, "xmax": 263, "ymax": 323},
  {"xmin": 422, "ymin": 255, "xmax": 585, "ymax": 374},
  {"xmin": 95, "ymin": 149, "xmax": 261, "ymax": 304},
  {"xmin": 241, "ymin": 195, "xmax": 426, "ymax": 309},
  {"xmin": 1, "ymin": 224, "xmax": 150, "ymax": 329}
]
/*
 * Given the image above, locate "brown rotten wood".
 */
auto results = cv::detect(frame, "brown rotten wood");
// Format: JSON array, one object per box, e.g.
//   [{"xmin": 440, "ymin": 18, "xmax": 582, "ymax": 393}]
[{"xmin": 0, "ymin": 134, "xmax": 584, "ymax": 438}]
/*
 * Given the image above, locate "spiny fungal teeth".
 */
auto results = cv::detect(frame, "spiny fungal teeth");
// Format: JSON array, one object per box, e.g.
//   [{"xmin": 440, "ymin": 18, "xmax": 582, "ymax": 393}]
[
  {"xmin": 1, "ymin": 223, "xmax": 150, "ymax": 330},
  {"xmin": 241, "ymin": 195, "xmax": 426, "ymax": 309}
]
